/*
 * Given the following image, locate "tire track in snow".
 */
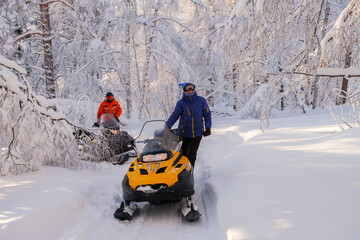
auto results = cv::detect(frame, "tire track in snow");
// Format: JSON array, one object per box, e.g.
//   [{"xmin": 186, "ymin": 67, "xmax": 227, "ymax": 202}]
[
  {"xmin": 129, "ymin": 202, "xmax": 183, "ymax": 240},
  {"xmin": 193, "ymin": 160, "xmax": 225, "ymax": 240}
]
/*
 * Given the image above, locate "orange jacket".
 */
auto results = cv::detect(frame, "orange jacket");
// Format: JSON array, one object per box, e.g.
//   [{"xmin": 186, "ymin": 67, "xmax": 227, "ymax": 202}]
[{"xmin": 97, "ymin": 99, "xmax": 122, "ymax": 119}]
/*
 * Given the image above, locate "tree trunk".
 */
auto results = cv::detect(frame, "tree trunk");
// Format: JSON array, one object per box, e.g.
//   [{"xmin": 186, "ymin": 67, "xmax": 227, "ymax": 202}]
[
  {"xmin": 314, "ymin": 0, "xmax": 330, "ymax": 108},
  {"xmin": 311, "ymin": 0, "xmax": 327, "ymax": 109},
  {"xmin": 40, "ymin": 0, "xmax": 56, "ymax": 99},
  {"xmin": 139, "ymin": 8, "xmax": 158, "ymax": 119},
  {"xmin": 339, "ymin": 46, "xmax": 351, "ymax": 104},
  {"xmin": 280, "ymin": 84, "xmax": 284, "ymax": 110},
  {"xmin": 124, "ymin": 0, "xmax": 134, "ymax": 119},
  {"xmin": 205, "ymin": 36, "xmax": 215, "ymax": 108},
  {"xmin": 232, "ymin": 63, "xmax": 238, "ymax": 110}
]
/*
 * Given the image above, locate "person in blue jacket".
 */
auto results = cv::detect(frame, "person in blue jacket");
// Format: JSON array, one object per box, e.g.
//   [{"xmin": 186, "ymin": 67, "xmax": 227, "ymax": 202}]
[{"xmin": 166, "ymin": 82, "xmax": 212, "ymax": 167}]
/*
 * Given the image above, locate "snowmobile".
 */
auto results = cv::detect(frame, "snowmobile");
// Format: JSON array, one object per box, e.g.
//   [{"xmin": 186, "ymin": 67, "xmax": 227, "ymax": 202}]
[
  {"xmin": 75, "ymin": 113, "xmax": 135, "ymax": 164},
  {"xmin": 98, "ymin": 113, "xmax": 136, "ymax": 164},
  {"xmin": 113, "ymin": 120, "xmax": 201, "ymax": 222}
]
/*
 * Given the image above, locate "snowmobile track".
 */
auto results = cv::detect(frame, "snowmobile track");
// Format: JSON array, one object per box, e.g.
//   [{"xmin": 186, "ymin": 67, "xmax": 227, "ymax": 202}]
[{"xmin": 129, "ymin": 202, "xmax": 183, "ymax": 240}]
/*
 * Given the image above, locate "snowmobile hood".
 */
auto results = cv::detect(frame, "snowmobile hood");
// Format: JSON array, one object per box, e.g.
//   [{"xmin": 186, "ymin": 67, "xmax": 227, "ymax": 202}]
[{"xmin": 126, "ymin": 152, "xmax": 192, "ymax": 190}]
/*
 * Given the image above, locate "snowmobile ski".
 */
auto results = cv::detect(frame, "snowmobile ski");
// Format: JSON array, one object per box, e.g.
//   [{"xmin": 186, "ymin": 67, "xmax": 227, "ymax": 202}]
[
  {"xmin": 181, "ymin": 197, "xmax": 201, "ymax": 222},
  {"xmin": 114, "ymin": 201, "xmax": 138, "ymax": 221}
]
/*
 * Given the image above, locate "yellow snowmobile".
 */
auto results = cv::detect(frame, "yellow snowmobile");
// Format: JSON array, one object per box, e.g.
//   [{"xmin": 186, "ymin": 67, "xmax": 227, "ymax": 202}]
[{"xmin": 114, "ymin": 120, "xmax": 201, "ymax": 222}]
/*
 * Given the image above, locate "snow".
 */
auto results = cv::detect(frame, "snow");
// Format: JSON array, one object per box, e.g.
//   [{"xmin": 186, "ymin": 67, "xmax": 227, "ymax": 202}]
[
  {"xmin": 0, "ymin": 69, "xmax": 28, "ymax": 104},
  {"xmin": 320, "ymin": 1, "xmax": 354, "ymax": 50},
  {"xmin": 231, "ymin": 0, "xmax": 249, "ymax": 19},
  {"xmin": 0, "ymin": 64, "xmax": 69, "ymax": 122},
  {"xmin": 1, "ymin": 110, "xmax": 360, "ymax": 240},
  {"xmin": 0, "ymin": 55, "xmax": 26, "ymax": 74},
  {"xmin": 317, "ymin": 67, "xmax": 360, "ymax": 77},
  {"xmin": 13, "ymin": 30, "xmax": 43, "ymax": 45}
]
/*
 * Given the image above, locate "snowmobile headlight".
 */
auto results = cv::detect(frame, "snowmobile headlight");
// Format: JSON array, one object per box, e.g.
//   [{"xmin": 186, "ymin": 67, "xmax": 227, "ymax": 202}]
[{"xmin": 143, "ymin": 153, "xmax": 168, "ymax": 162}]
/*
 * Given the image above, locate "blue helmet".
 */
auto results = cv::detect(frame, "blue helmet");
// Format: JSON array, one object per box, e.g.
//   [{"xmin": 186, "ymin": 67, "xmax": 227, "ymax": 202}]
[{"xmin": 179, "ymin": 83, "xmax": 195, "ymax": 91}]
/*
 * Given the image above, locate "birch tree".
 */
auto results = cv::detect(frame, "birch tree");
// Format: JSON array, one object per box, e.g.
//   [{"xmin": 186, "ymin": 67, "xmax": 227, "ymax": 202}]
[{"xmin": 40, "ymin": 0, "xmax": 56, "ymax": 99}]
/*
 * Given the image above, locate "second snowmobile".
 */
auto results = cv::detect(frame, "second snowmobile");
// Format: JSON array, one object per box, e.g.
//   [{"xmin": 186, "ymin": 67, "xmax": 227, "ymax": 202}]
[
  {"xmin": 98, "ymin": 113, "xmax": 135, "ymax": 164},
  {"xmin": 75, "ymin": 113, "xmax": 135, "ymax": 164},
  {"xmin": 114, "ymin": 120, "xmax": 201, "ymax": 222}
]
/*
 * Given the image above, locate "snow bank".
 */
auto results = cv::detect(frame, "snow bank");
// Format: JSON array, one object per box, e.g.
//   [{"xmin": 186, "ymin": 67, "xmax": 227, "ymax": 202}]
[
  {"xmin": 200, "ymin": 112, "xmax": 360, "ymax": 240},
  {"xmin": 0, "ymin": 167, "xmax": 125, "ymax": 240}
]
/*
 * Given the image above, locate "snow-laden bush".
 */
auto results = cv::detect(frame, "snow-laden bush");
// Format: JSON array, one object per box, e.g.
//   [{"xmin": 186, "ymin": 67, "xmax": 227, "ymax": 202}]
[
  {"xmin": 239, "ymin": 82, "xmax": 285, "ymax": 128},
  {"xmin": 329, "ymin": 87, "xmax": 360, "ymax": 129},
  {"xmin": 0, "ymin": 55, "xmax": 79, "ymax": 175}
]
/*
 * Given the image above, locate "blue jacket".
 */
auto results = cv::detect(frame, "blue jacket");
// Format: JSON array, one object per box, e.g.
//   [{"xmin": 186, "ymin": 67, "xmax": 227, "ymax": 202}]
[{"xmin": 166, "ymin": 92, "xmax": 211, "ymax": 138}]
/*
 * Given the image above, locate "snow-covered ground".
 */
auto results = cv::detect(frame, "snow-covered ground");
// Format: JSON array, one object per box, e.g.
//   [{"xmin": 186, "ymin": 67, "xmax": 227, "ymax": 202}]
[{"xmin": 1, "ymin": 110, "xmax": 360, "ymax": 240}]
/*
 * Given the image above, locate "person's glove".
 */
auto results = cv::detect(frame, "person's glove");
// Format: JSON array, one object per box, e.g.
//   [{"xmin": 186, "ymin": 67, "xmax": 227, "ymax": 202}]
[
  {"xmin": 203, "ymin": 128, "xmax": 211, "ymax": 137},
  {"xmin": 93, "ymin": 122, "xmax": 100, "ymax": 128}
]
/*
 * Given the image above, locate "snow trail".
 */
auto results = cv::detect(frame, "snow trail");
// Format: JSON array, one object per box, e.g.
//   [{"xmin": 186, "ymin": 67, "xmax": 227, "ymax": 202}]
[{"xmin": 2, "ymin": 112, "xmax": 360, "ymax": 240}]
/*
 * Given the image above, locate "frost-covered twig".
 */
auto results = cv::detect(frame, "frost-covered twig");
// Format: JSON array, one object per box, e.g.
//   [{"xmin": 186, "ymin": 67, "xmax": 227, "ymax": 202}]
[
  {"xmin": 149, "ymin": 16, "xmax": 194, "ymax": 32},
  {"xmin": 260, "ymin": 78, "xmax": 283, "ymax": 131},
  {"xmin": 326, "ymin": 93, "xmax": 353, "ymax": 130}
]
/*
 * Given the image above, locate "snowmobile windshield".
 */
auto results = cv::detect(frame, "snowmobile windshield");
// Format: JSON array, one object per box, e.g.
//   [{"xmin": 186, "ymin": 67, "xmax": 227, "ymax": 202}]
[
  {"xmin": 100, "ymin": 113, "xmax": 120, "ymax": 129},
  {"xmin": 135, "ymin": 120, "xmax": 181, "ymax": 162}
]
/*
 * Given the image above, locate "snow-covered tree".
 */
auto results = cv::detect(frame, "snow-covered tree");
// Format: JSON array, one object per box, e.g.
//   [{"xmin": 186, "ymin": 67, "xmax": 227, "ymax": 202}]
[
  {"xmin": 320, "ymin": 0, "xmax": 360, "ymax": 104},
  {"xmin": 209, "ymin": 0, "xmax": 357, "ymax": 121},
  {"xmin": 0, "ymin": 0, "xmax": 358, "ymax": 125},
  {"xmin": 0, "ymin": 55, "xmax": 78, "ymax": 175}
]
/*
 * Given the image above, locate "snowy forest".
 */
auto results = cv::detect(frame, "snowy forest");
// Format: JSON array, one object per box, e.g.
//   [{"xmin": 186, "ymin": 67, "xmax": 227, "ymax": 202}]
[{"xmin": 1, "ymin": 0, "xmax": 360, "ymax": 176}]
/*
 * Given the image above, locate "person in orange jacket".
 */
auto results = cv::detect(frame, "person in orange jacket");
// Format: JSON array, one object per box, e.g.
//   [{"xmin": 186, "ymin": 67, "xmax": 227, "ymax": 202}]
[{"xmin": 93, "ymin": 92, "xmax": 122, "ymax": 127}]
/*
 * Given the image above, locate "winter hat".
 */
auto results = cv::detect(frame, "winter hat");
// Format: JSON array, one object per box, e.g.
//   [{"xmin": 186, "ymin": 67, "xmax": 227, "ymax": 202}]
[
  {"xmin": 106, "ymin": 92, "xmax": 114, "ymax": 103},
  {"xmin": 179, "ymin": 82, "xmax": 195, "ymax": 91}
]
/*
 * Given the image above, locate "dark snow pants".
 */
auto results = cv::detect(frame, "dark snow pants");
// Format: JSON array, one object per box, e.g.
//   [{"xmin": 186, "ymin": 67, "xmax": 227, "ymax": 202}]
[{"xmin": 181, "ymin": 136, "xmax": 202, "ymax": 168}]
